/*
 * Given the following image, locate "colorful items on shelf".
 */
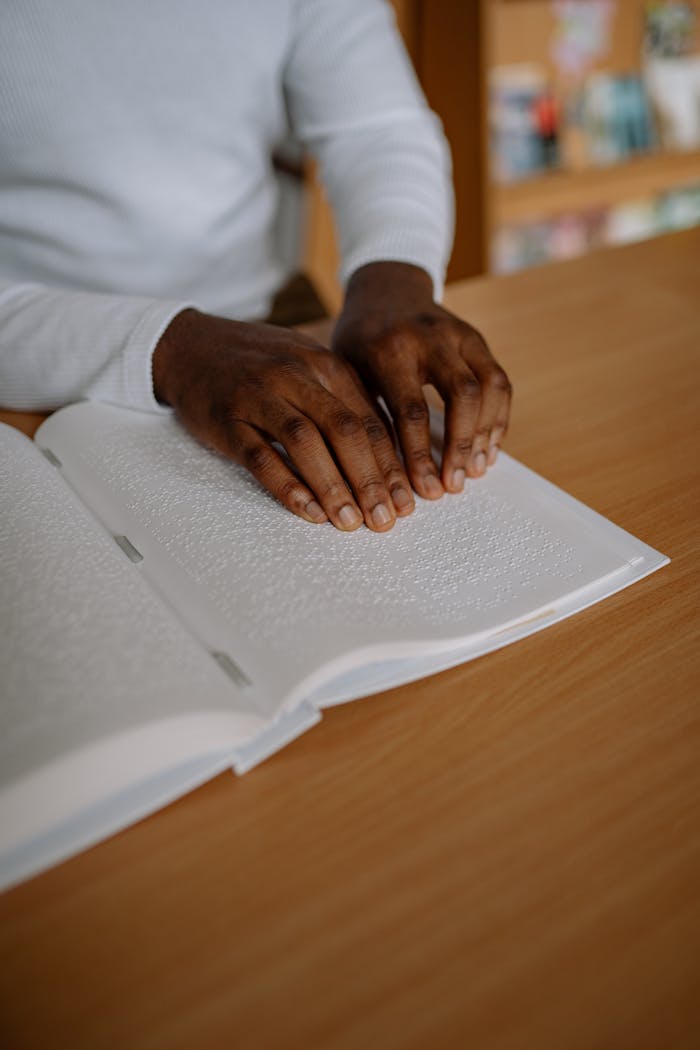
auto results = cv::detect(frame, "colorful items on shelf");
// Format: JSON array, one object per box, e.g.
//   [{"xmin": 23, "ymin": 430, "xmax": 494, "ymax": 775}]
[
  {"xmin": 644, "ymin": 54, "xmax": 700, "ymax": 149},
  {"xmin": 491, "ymin": 183, "xmax": 700, "ymax": 273},
  {"xmin": 490, "ymin": 64, "xmax": 659, "ymax": 182},
  {"xmin": 644, "ymin": 1, "xmax": 697, "ymax": 59},
  {"xmin": 490, "ymin": 65, "xmax": 561, "ymax": 182},
  {"xmin": 581, "ymin": 73, "xmax": 655, "ymax": 164}
]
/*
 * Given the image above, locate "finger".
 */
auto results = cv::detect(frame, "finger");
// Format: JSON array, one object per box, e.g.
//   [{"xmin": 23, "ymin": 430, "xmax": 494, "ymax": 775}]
[
  {"xmin": 331, "ymin": 372, "xmax": 415, "ymax": 517},
  {"xmin": 460, "ymin": 345, "xmax": 512, "ymax": 474},
  {"xmin": 429, "ymin": 354, "xmax": 482, "ymax": 493},
  {"xmin": 290, "ymin": 387, "xmax": 399, "ymax": 532},
  {"xmin": 225, "ymin": 421, "xmax": 329, "ymax": 524},
  {"xmin": 264, "ymin": 405, "xmax": 375, "ymax": 531},
  {"xmin": 380, "ymin": 373, "xmax": 444, "ymax": 501}
]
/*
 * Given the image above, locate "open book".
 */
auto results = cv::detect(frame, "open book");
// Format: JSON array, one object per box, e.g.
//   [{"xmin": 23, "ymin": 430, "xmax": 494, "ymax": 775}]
[{"xmin": 0, "ymin": 402, "xmax": 668, "ymax": 891}]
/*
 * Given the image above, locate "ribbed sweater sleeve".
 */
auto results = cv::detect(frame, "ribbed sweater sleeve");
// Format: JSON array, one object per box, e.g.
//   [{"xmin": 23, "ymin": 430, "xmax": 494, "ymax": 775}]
[
  {"xmin": 284, "ymin": 0, "xmax": 454, "ymax": 298},
  {"xmin": 0, "ymin": 283, "xmax": 189, "ymax": 412},
  {"xmin": 0, "ymin": 1, "xmax": 453, "ymax": 414}
]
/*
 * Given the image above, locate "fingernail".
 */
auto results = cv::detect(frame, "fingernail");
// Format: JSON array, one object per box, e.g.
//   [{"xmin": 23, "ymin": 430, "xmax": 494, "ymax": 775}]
[
  {"xmin": 487, "ymin": 445, "xmax": 499, "ymax": 466},
  {"xmin": 305, "ymin": 500, "xmax": 326, "ymax": 522},
  {"xmin": 424, "ymin": 474, "xmax": 443, "ymax": 498},
  {"xmin": 371, "ymin": 503, "xmax": 392, "ymax": 528},
  {"xmin": 472, "ymin": 452, "xmax": 486, "ymax": 475},
  {"xmin": 338, "ymin": 503, "xmax": 361, "ymax": 529},
  {"xmin": 450, "ymin": 467, "xmax": 466, "ymax": 492},
  {"xmin": 391, "ymin": 486, "xmax": 413, "ymax": 511},
  {"xmin": 491, "ymin": 427, "xmax": 505, "ymax": 446}
]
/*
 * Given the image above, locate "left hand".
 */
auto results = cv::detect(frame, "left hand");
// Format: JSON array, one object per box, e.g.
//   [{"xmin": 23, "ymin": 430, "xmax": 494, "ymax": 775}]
[{"xmin": 332, "ymin": 261, "xmax": 512, "ymax": 501}]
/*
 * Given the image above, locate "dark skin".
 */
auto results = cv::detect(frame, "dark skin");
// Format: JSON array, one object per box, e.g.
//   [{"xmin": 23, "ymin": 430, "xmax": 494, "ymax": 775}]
[{"xmin": 152, "ymin": 260, "xmax": 511, "ymax": 532}]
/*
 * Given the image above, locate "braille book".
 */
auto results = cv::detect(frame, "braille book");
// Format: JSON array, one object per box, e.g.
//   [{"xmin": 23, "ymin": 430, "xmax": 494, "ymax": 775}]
[{"xmin": 0, "ymin": 402, "xmax": 668, "ymax": 891}]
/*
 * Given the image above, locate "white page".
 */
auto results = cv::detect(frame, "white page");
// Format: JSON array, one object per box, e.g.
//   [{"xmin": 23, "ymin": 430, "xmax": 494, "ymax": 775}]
[
  {"xmin": 0, "ymin": 423, "xmax": 311, "ymax": 887},
  {"xmin": 37, "ymin": 404, "xmax": 668, "ymax": 711}
]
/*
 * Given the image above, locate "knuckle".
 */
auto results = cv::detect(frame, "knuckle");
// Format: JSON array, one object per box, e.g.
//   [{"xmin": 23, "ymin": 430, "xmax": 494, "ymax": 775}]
[
  {"xmin": 384, "ymin": 465, "xmax": 407, "ymax": 488},
  {"xmin": 363, "ymin": 415, "xmax": 388, "ymax": 443},
  {"xmin": 414, "ymin": 311, "xmax": 442, "ymax": 331},
  {"xmin": 281, "ymin": 414, "xmax": 314, "ymax": 447},
  {"xmin": 451, "ymin": 373, "xmax": 481, "ymax": 401},
  {"xmin": 408, "ymin": 447, "xmax": 435, "ymax": 467},
  {"xmin": 471, "ymin": 427, "xmax": 491, "ymax": 449},
  {"xmin": 319, "ymin": 478, "xmax": 351, "ymax": 501},
  {"xmin": 330, "ymin": 410, "xmax": 363, "ymax": 440},
  {"xmin": 354, "ymin": 474, "xmax": 386, "ymax": 497},
  {"xmin": 278, "ymin": 477, "xmax": 305, "ymax": 505},
  {"xmin": 487, "ymin": 366, "xmax": 512, "ymax": 395},
  {"xmin": 452, "ymin": 438, "xmax": 474, "ymax": 456},
  {"xmin": 243, "ymin": 443, "xmax": 274, "ymax": 475},
  {"xmin": 274, "ymin": 358, "xmax": 306, "ymax": 385},
  {"xmin": 399, "ymin": 399, "xmax": 429, "ymax": 425}
]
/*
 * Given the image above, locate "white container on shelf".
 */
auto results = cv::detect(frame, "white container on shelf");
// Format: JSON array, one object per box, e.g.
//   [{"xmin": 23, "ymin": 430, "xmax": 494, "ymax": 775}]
[{"xmin": 644, "ymin": 55, "xmax": 700, "ymax": 150}]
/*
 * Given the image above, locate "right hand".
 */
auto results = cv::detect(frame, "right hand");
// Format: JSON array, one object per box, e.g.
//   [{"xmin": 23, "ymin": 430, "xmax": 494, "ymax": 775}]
[{"xmin": 152, "ymin": 309, "xmax": 415, "ymax": 532}]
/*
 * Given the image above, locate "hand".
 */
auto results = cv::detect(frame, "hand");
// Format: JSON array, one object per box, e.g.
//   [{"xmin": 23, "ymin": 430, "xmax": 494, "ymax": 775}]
[
  {"xmin": 152, "ymin": 310, "xmax": 415, "ymax": 531},
  {"xmin": 332, "ymin": 262, "xmax": 512, "ymax": 499}
]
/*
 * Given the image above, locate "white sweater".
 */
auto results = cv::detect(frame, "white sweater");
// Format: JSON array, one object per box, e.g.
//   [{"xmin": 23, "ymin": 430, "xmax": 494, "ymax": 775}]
[{"xmin": 0, "ymin": 0, "xmax": 453, "ymax": 412}]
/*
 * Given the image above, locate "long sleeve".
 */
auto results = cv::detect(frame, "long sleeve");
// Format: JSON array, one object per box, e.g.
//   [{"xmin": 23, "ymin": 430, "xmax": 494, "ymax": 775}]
[
  {"xmin": 0, "ymin": 0, "xmax": 453, "ymax": 414},
  {"xmin": 0, "ymin": 282, "xmax": 189, "ymax": 412},
  {"xmin": 0, "ymin": 1, "xmax": 283, "ymax": 415},
  {"xmin": 284, "ymin": 0, "xmax": 454, "ymax": 298}
]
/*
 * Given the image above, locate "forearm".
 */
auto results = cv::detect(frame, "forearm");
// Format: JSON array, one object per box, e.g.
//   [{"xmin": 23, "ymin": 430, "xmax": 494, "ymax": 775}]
[
  {"xmin": 286, "ymin": 0, "xmax": 453, "ymax": 300},
  {"xmin": 320, "ymin": 115, "xmax": 454, "ymax": 299}
]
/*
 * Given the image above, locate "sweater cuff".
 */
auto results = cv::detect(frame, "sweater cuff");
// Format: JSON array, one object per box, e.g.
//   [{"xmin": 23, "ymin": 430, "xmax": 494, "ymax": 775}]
[
  {"xmin": 340, "ymin": 233, "xmax": 448, "ymax": 302},
  {"xmin": 121, "ymin": 301, "xmax": 194, "ymax": 413}
]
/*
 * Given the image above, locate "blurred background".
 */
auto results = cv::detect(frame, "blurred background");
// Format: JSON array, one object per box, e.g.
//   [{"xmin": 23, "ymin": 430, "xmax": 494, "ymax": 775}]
[{"xmin": 285, "ymin": 0, "xmax": 700, "ymax": 313}]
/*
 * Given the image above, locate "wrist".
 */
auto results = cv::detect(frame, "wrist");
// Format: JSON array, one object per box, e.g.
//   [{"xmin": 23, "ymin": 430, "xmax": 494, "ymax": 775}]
[
  {"xmin": 152, "ymin": 308, "xmax": 200, "ymax": 405},
  {"xmin": 342, "ymin": 261, "xmax": 434, "ymax": 317}
]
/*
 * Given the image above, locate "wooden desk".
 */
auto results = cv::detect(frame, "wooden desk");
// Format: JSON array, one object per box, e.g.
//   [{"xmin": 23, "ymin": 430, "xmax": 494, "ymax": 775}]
[{"xmin": 1, "ymin": 231, "xmax": 698, "ymax": 1050}]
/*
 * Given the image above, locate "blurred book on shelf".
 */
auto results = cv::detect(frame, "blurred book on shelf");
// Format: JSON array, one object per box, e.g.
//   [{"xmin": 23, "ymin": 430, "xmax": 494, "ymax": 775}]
[{"xmin": 489, "ymin": 64, "xmax": 562, "ymax": 182}]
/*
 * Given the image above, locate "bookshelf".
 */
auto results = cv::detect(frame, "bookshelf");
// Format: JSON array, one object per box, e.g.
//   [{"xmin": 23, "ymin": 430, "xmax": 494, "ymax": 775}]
[
  {"xmin": 303, "ymin": 0, "xmax": 700, "ymax": 305},
  {"xmin": 493, "ymin": 148, "xmax": 700, "ymax": 226}
]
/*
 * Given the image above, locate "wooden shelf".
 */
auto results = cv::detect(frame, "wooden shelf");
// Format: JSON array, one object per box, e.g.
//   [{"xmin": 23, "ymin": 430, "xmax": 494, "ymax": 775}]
[
  {"xmin": 493, "ymin": 149, "xmax": 700, "ymax": 227},
  {"xmin": 303, "ymin": 2, "xmax": 700, "ymax": 290}
]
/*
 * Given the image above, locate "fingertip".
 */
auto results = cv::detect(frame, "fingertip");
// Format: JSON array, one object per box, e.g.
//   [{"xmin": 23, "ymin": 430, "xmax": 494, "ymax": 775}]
[
  {"xmin": 390, "ymin": 484, "xmax": 414, "ymax": 516},
  {"xmin": 443, "ymin": 466, "xmax": 466, "ymax": 493},
  {"xmin": 418, "ymin": 473, "xmax": 444, "ymax": 500},
  {"xmin": 468, "ymin": 451, "xmax": 487, "ymax": 477},
  {"xmin": 336, "ymin": 503, "xmax": 363, "ymax": 531},
  {"xmin": 366, "ymin": 502, "xmax": 395, "ymax": 532},
  {"xmin": 303, "ymin": 499, "xmax": 328, "ymax": 524}
]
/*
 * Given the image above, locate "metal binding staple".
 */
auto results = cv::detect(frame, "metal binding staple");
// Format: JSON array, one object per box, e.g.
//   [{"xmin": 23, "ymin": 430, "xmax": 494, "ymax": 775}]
[
  {"xmin": 40, "ymin": 447, "xmax": 62, "ymax": 468},
  {"xmin": 113, "ymin": 535, "xmax": 143, "ymax": 564},
  {"xmin": 211, "ymin": 651, "xmax": 252, "ymax": 688}
]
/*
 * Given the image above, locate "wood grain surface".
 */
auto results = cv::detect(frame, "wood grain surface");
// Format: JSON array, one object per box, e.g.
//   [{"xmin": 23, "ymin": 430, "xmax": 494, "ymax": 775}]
[{"xmin": 1, "ymin": 230, "xmax": 698, "ymax": 1050}]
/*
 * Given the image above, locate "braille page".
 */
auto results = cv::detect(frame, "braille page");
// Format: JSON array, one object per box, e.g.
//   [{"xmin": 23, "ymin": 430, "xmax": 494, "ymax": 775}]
[
  {"xmin": 0, "ymin": 423, "xmax": 290, "ymax": 889},
  {"xmin": 36, "ymin": 404, "xmax": 668, "ymax": 711}
]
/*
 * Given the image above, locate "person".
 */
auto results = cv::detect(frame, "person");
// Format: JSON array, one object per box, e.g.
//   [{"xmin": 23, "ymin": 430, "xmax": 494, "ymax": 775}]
[{"xmin": 0, "ymin": 0, "xmax": 511, "ymax": 532}]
